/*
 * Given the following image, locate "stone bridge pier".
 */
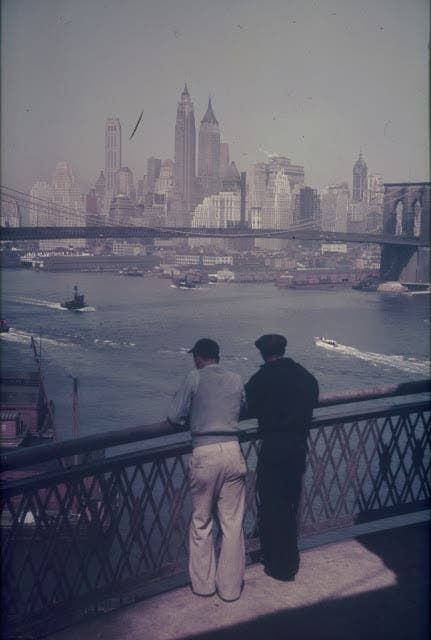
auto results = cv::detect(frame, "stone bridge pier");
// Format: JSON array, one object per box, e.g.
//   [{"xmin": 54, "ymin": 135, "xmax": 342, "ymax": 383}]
[{"xmin": 380, "ymin": 182, "xmax": 430, "ymax": 283}]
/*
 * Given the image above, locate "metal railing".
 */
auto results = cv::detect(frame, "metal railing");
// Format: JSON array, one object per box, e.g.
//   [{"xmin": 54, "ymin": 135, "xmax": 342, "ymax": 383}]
[{"xmin": 1, "ymin": 380, "xmax": 430, "ymax": 637}]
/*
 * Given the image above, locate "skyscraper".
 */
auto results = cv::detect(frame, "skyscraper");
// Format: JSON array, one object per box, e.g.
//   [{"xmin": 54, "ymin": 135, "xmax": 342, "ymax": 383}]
[
  {"xmin": 174, "ymin": 85, "xmax": 196, "ymax": 215},
  {"xmin": 198, "ymin": 98, "xmax": 221, "ymax": 200},
  {"xmin": 52, "ymin": 161, "xmax": 85, "ymax": 247},
  {"xmin": 352, "ymin": 152, "xmax": 368, "ymax": 202},
  {"xmin": 105, "ymin": 117, "xmax": 122, "ymax": 208}
]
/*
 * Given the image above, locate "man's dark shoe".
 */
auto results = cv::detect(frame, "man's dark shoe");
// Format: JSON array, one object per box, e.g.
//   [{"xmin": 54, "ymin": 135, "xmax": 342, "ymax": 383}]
[{"xmin": 264, "ymin": 566, "xmax": 297, "ymax": 582}]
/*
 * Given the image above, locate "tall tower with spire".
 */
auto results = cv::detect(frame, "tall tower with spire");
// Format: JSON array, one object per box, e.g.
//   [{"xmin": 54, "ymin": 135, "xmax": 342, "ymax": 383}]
[
  {"xmin": 174, "ymin": 85, "xmax": 196, "ymax": 214},
  {"xmin": 198, "ymin": 97, "xmax": 221, "ymax": 200},
  {"xmin": 352, "ymin": 151, "xmax": 368, "ymax": 202}
]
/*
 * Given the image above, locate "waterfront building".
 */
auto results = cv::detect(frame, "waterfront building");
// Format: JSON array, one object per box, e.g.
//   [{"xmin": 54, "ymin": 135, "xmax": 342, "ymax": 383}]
[
  {"xmin": 198, "ymin": 98, "xmax": 221, "ymax": 200},
  {"xmin": 352, "ymin": 151, "xmax": 368, "ymax": 202},
  {"xmin": 174, "ymin": 85, "xmax": 197, "ymax": 216},
  {"xmin": 320, "ymin": 183, "xmax": 350, "ymax": 232},
  {"xmin": 105, "ymin": 117, "xmax": 122, "ymax": 211}
]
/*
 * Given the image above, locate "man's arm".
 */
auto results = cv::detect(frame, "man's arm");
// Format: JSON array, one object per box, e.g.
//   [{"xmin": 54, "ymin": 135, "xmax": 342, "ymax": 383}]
[
  {"xmin": 138, "ymin": 419, "xmax": 181, "ymax": 438},
  {"xmin": 166, "ymin": 369, "xmax": 199, "ymax": 429}
]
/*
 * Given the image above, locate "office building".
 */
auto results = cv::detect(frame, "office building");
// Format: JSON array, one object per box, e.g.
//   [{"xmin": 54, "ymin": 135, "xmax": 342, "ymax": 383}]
[
  {"xmin": 174, "ymin": 85, "xmax": 197, "ymax": 215},
  {"xmin": 198, "ymin": 98, "xmax": 221, "ymax": 200},
  {"xmin": 352, "ymin": 152, "xmax": 368, "ymax": 202}
]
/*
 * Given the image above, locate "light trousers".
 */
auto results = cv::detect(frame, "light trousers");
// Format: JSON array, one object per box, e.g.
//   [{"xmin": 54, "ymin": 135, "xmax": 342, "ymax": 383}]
[{"xmin": 188, "ymin": 441, "xmax": 246, "ymax": 601}]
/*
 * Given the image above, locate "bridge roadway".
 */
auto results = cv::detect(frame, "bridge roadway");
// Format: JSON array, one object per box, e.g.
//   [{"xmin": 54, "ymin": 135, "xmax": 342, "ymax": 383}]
[{"xmin": 1, "ymin": 225, "xmax": 427, "ymax": 246}]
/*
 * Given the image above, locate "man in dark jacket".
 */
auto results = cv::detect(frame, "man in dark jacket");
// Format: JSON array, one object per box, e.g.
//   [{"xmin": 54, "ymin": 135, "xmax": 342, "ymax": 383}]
[{"xmin": 245, "ymin": 334, "xmax": 319, "ymax": 581}]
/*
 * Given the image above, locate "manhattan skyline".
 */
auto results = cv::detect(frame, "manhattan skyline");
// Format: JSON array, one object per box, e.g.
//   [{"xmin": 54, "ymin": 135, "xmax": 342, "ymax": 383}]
[{"xmin": 1, "ymin": 0, "xmax": 429, "ymax": 194}]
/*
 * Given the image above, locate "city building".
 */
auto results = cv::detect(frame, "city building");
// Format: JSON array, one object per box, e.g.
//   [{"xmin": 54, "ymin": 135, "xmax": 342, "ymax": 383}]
[
  {"xmin": 352, "ymin": 152, "xmax": 368, "ymax": 202},
  {"xmin": 105, "ymin": 117, "xmax": 122, "ymax": 210},
  {"xmin": 52, "ymin": 161, "xmax": 85, "ymax": 248},
  {"xmin": 94, "ymin": 171, "xmax": 106, "ymax": 215},
  {"xmin": 320, "ymin": 183, "xmax": 350, "ymax": 232},
  {"xmin": 293, "ymin": 187, "xmax": 321, "ymax": 228},
  {"xmin": 248, "ymin": 156, "xmax": 304, "ymax": 230},
  {"xmin": 29, "ymin": 181, "xmax": 53, "ymax": 228},
  {"xmin": 116, "ymin": 167, "xmax": 135, "ymax": 201},
  {"xmin": 219, "ymin": 143, "xmax": 230, "ymax": 178},
  {"xmin": 191, "ymin": 191, "xmax": 241, "ymax": 228},
  {"xmin": 108, "ymin": 194, "xmax": 137, "ymax": 225},
  {"xmin": 145, "ymin": 157, "xmax": 162, "ymax": 194},
  {"xmin": 198, "ymin": 98, "xmax": 221, "ymax": 200},
  {"xmin": 222, "ymin": 161, "xmax": 242, "ymax": 193},
  {"xmin": 0, "ymin": 197, "xmax": 21, "ymax": 227},
  {"xmin": 174, "ymin": 85, "xmax": 197, "ymax": 216}
]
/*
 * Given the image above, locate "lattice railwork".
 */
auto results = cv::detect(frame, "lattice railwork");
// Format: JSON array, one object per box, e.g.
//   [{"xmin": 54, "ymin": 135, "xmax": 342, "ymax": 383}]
[{"xmin": 1, "ymin": 400, "xmax": 429, "ymax": 635}]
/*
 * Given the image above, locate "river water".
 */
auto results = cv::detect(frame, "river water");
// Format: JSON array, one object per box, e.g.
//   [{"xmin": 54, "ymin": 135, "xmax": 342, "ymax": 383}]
[{"xmin": 1, "ymin": 269, "xmax": 430, "ymax": 441}]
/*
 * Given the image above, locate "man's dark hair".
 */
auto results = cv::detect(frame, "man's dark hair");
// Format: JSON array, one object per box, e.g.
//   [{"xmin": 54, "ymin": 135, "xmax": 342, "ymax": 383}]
[
  {"xmin": 188, "ymin": 338, "xmax": 220, "ymax": 361},
  {"xmin": 255, "ymin": 334, "xmax": 287, "ymax": 358}
]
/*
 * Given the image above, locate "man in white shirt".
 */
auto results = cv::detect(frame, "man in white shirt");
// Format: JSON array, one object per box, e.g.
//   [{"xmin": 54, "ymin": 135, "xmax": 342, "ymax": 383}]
[{"xmin": 148, "ymin": 338, "xmax": 247, "ymax": 602}]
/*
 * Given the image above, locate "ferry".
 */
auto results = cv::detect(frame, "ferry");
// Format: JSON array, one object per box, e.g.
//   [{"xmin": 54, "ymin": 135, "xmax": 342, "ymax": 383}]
[
  {"xmin": 315, "ymin": 336, "xmax": 338, "ymax": 348},
  {"xmin": 60, "ymin": 285, "xmax": 87, "ymax": 310}
]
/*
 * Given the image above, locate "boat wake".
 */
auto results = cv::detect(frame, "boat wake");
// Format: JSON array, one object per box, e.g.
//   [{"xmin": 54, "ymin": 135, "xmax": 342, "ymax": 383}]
[
  {"xmin": 315, "ymin": 339, "xmax": 430, "ymax": 375},
  {"xmin": 7, "ymin": 296, "xmax": 95, "ymax": 312},
  {"xmin": 75, "ymin": 306, "xmax": 96, "ymax": 312},
  {"xmin": 94, "ymin": 338, "xmax": 136, "ymax": 348},
  {"xmin": 0, "ymin": 327, "xmax": 70, "ymax": 348},
  {"xmin": 9, "ymin": 296, "xmax": 67, "ymax": 310}
]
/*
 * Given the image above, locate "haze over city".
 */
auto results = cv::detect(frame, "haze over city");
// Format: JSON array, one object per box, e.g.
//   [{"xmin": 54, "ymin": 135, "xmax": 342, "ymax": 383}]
[{"xmin": 1, "ymin": 0, "xmax": 429, "ymax": 195}]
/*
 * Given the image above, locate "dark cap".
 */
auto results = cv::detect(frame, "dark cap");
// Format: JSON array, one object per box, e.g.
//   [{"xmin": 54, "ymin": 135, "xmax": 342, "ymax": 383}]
[
  {"xmin": 188, "ymin": 338, "xmax": 220, "ymax": 359},
  {"xmin": 255, "ymin": 334, "xmax": 287, "ymax": 357}
]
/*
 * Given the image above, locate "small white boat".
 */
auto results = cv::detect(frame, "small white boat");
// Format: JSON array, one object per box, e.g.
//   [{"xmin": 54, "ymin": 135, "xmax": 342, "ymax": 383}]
[{"xmin": 315, "ymin": 336, "xmax": 338, "ymax": 348}]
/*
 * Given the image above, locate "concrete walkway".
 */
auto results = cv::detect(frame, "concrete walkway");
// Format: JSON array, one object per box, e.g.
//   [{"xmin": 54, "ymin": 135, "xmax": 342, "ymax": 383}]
[{"xmin": 46, "ymin": 522, "xmax": 429, "ymax": 640}]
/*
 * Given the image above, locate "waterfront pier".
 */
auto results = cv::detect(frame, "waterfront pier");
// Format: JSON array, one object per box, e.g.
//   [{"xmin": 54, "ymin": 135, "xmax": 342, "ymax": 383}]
[{"xmin": 1, "ymin": 380, "xmax": 430, "ymax": 639}]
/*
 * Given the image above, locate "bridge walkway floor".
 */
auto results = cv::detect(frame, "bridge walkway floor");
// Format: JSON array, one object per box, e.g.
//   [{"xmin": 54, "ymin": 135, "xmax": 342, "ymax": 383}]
[{"xmin": 46, "ymin": 521, "xmax": 429, "ymax": 640}]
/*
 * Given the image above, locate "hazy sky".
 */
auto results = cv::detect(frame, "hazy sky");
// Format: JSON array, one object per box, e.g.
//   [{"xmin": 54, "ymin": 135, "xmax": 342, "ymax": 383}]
[{"xmin": 1, "ymin": 0, "xmax": 429, "ymax": 194}]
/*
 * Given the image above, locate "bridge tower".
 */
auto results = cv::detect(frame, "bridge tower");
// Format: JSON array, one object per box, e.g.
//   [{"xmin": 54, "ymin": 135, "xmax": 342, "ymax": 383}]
[{"xmin": 380, "ymin": 182, "xmax": 430, "ymax": 283}]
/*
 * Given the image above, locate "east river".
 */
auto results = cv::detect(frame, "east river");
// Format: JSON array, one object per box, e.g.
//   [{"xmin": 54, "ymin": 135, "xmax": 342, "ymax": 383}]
[{"xmin": 1, "ymin": 269, "xmax": 430, "ymax": 442}]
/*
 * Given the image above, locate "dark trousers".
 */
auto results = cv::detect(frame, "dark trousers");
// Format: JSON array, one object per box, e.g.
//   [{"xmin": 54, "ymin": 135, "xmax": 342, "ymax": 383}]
[{"xmin": 256, "ymin": 441, "xmax": 306, "ymax": 579}]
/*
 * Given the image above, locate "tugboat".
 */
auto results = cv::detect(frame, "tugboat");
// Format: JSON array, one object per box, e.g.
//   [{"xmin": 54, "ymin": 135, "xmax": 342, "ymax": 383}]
[
  {"xmin": 61, "ymin": 285, "xmax": 87, "ymax": 310},
  {"xmin": 0, "ymin": 319, "xmax": 10, "ymax": 333}
]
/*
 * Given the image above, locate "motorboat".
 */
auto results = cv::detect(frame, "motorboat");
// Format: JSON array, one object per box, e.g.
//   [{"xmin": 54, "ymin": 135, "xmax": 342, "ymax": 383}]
[
  {"xmin": 315, "ymin": 336, "xmax": 338, "ymax": 348},
  {"xmin": 60, "ymin": 286, "xmax": 87, "ymax": 310}
]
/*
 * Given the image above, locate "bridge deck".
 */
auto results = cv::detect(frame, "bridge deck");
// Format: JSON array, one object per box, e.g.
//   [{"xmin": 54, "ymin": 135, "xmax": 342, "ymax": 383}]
[
  {"xmin": 1, "ymin": 225, "xmax": 427, "ymax": 245},
  {"xmin": 45, "ymin": 520, "xmax": 429, "ymax": 640}
]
